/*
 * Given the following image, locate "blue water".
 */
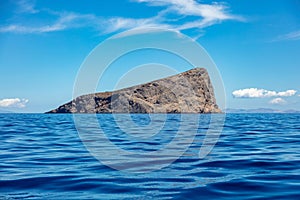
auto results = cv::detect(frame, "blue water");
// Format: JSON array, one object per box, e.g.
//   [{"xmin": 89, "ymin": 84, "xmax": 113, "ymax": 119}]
[{"xmin": 0, "ymin": 114, "xmax": 300, "ymax": 199}]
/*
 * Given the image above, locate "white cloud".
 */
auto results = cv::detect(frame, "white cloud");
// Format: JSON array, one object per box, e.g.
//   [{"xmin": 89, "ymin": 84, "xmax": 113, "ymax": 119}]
[
  {"xmin": 102, "ymin": 17, "xmax": 165, "ymax": 34},
  {"xmin": 0, "ymin": 98, "xmax": 29, "ymax": 108},
  {"xmin": 0, "ymin": 24, "xmax": 64, "ymax": 34},
  {"xmin": 16, "ymin": 0, "xmax": 39, "ymax": 14},
  {"xmin": 232, "ymin": 88, "xmax": 297, "ymax": 98},
  {"xmin": 0, "ymin": 13, "xmax": 159, "ymax": 34},
  {"xmin": 133, "ymin": 0, "xmax": 243, "ymax": 31},
  {"xmin": 111, "ymin": 27, "xmax": 173, "ymax": 39},
  {"xmin": 1, "ymin": 0, "xmax": 242, "ymax": 36},
  {"xmin": 135, "ymin": 0, "xmax": 238, "ymax": 21},
  {"xmin": 275, "ymin": 30, "xmax": 300, "ymax": 41},
  {"xmin": 269, "ymin": 98, "xmax": 286, "ymax": 105},
  {"xmin": 0, "ymin": 12, "xmax": 97, "ymax": 33},
  {"xmin": 277, "ymin": 90, "xmax": 297, "ymax": 97}
]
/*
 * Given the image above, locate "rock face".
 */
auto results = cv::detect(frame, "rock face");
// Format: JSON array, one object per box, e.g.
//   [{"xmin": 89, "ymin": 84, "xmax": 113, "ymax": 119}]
[{"xmin": 46, "ymin": 68, "xmax": 221, "ymax": 113}]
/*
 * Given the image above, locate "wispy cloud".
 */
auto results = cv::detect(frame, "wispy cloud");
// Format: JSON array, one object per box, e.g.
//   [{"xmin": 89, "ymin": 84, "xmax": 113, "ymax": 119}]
[
  {"xmin": 0, "ymin": 12, "xmax": 99, "ymax": 33},
  {"xmin": 15, "ymin": 0, "xmax": 39, "ymax": 14},
  {"xmin": 133, "ymin": 0, "xmax": 243, "ymax": 32},
  {"xmin": 0, "ymin": 0, "xmax": 242, "ymax": 36},
  {"xmin": 0, "ymin": 11, "xmax": 151, "ymax": 34},
  {"xmin": 102, "ymin": 17, "xmax": 165, "ymax": 34},
  {"xmin": 273, "ymin": 30, "xmax": 300, "ymax": 42},
  {"xmin": 0, "ymin": 24, "xmax": 63, "ymax": 34},
  {"xmin": 134, "ymin": 0, "xmax": 238, "ymax": 21},
  {"xmin": 232, "ymin": 88, "xmax": 297, "ymax": 98},
  {"xmin": 0, "ymin": 98, "xmax": 29, "ymax": 108},
  {"xmin": 269, "ymin": 98, "xmax": 286, "ymax": 105}
]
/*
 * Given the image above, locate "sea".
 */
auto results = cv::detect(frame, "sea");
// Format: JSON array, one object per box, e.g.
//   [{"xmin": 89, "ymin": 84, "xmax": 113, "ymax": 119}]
[{"xmin": 0, "ymin": 113, "xmax": 299, "ymax": 199}]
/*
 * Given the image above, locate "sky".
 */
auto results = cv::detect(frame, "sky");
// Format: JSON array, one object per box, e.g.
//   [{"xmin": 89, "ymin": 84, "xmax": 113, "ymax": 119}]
[{"xmin": 0, "ymin": 0, "xmax": 300, "ymax": 113}]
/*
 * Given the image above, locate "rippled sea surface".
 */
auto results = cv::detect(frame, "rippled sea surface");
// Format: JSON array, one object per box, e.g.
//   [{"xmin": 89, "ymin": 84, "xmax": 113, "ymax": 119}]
[{"xmin": 0, "ymin": 113, "xmax": 299, "ymax": 199}]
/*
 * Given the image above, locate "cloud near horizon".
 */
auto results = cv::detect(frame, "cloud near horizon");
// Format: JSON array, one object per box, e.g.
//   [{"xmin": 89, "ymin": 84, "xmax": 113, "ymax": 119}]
[
  {"xmin": 0, "ymin": 98, "xmax": 29, "ymax": 108},
  {"xmin": 269, "ymin": 98, "xmax": 286, "ymax": 105},
  {"xmin": 0, "ymin": 0, "xmax": 242, "ymax": 37},
  {"xmin": 232, "ymin": 88, "xmax": 297, "ymax": 98}
]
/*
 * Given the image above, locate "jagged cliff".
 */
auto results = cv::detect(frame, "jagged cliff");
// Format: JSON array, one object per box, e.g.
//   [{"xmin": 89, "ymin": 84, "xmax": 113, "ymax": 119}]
[{"xmin": 46, "ymin": 68, "xmax": 221, "ymax": 113}]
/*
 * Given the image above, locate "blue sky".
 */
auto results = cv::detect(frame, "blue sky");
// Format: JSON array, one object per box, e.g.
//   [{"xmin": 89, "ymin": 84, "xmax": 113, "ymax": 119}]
[{"xmin": 0, "ymin": 0, "xmax": 300, "ymax": 112}]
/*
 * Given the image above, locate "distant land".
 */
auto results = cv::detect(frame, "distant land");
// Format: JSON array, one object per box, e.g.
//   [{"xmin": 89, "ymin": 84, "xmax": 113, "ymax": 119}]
[
  {"xmin": 225, "ymin": 108, "xmax": 300, "ymax": 113},
  {"xmin": 47, "ymin": 68, "xmax": 221, "ymax": 114}
]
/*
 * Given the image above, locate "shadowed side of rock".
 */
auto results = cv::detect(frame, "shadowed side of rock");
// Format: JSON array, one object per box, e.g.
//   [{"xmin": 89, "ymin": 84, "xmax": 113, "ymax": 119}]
[{"xmin": 46, "ymin": 68, "xmax": 221, "ymax": 113}]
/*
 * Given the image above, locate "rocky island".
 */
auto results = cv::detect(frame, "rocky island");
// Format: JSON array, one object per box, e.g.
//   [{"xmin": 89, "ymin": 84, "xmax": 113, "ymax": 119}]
[{"xmin": 46, "ymin": 68, "xmax": 221, "ymax": 113}]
